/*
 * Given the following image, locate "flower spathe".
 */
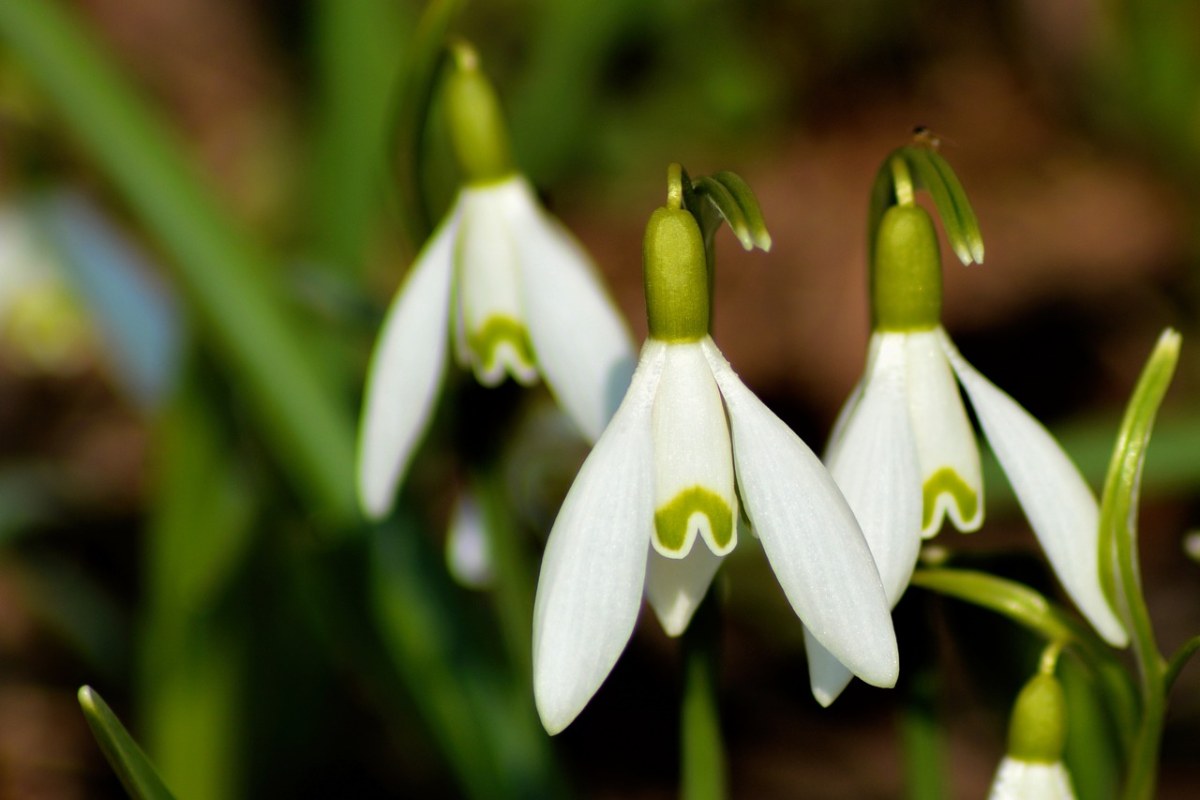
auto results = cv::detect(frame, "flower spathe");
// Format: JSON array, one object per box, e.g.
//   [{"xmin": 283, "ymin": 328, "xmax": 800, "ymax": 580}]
[
  {"xmin": 532, "ymin": 206, "xmax": 897, "ymax": 734},
  {"xmin": 357, "ymin": 174, "xmax": 635, "ymax": 519},
  {"xmin": 805, "ymin": 201, "xmax": 1127, "ymax": 706}
]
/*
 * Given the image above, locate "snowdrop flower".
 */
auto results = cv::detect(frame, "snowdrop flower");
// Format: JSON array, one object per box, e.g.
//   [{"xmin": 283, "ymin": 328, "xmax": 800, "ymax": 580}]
[
  {"xmin": 357, "ymin": 46, "xmax": 634, "ymax": 519},
  {"xmin": 806, "ymin": 197, "xmax": 1128, "ymax": 705},
  {"xmin": 533, "ymin": 202, "xmax": 897, "ymax": 734},
  {"xmin": 988, "ymin": 669, "xmax": 1077, "ymax": 800}
]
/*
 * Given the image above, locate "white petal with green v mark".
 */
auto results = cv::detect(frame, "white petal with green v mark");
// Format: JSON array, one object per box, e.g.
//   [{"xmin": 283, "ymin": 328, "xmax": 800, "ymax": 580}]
[
  {"xmin": 533, "ymin": 341, "xmax": 666, "ymax": 735},
  {"xmin": 645, "ymin": 546, "xmax": 724, "ymax": 636},
  {"xmin": 357, "ymin": 208, "xmax": 459, "ymax": 520},
  {"xmin": 905, "ymin": 329, "xmax": 982, "ymax": 536},
  {"xmin": 512, "ymin": 179, "xmax": 636, "ymax": 442},
  {"xmin": 701, "ymin": 338, "xmax": 899, "ymax": 687},
  {"xmin": 651, "ymin": 342, "xmax": 737, "ymax": 558},
  {"xmin": 939, "ymin": 330, "xmax": 1128, "ymax": 646},
  {"xmin": 806, "ymin": 332, "xmax": 922, "ymax": 705},
  {"xmin": 454, "ymin": 180, "xmax": 538, "ymax": 386}
]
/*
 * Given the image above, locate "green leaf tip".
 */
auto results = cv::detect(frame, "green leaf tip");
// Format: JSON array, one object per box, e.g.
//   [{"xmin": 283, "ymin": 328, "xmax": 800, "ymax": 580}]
[
  {"xmin": 1098, "ymin": 328, "xmax": 1180, "ymax": 639},
  {"xmin": 868, "ymin": 136, "xmax": 984, "ymax": 269},
  {"xmin": 77, "ymin": 685, "xmax": 177, "ymax": 800}
]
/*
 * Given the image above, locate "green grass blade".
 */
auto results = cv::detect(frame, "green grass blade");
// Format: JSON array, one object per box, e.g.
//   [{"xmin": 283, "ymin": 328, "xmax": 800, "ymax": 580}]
[
  {"xmin": 0, "ymin": 0, "xmax": 358, "ymax": 522},
  {"xmin": 77, "ymin": 686, "xmax": 178, "ymax": 800}
]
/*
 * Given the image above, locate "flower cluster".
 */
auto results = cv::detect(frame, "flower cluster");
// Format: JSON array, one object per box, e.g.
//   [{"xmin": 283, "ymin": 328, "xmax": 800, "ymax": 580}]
[{"xmin": 355, "ymin": 46, "xmax": 1125, "ymax": 743}]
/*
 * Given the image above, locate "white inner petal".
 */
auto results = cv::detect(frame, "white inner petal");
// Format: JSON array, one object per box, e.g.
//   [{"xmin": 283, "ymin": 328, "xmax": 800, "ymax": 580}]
[
  {"xmin": 650, "ymin": 342, "xmax": 737, "ymax": 558},
  {"xmin": 454, "ymin": 181, "xmax": 538, "ymax": 386},
  {"xmin": 644, "ymin": 545, "xmax": 724, "ymax": 637},
  {"xmin": 904, "ymin": 328, "xmax": 983, "ymax": 536}
]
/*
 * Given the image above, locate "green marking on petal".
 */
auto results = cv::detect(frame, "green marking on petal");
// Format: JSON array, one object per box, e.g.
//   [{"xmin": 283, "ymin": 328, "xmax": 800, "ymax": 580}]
[
  {"xmin": 467, "ymin": 315, "xmax": 535, "ymax": 375},
  {"xmin": 922, "ymin": 467, "xmax": 978, "ymax": 532},
  {"xmin": 654, "ymin": 486, "xmax": 734, "ymax": 556}
]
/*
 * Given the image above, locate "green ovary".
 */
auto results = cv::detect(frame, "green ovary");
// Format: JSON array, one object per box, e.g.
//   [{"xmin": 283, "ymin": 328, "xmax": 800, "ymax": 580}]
[
  {"xmin": 467, "ymin": 316, "xmax": 535, "ymax": 374},
  {"xmin": 654, "ymin": 486, "xmax": 734, "ymax": 555},
  {"xmin": 921, "ymin": 467, "xmax": 978, "ymax": 531}
]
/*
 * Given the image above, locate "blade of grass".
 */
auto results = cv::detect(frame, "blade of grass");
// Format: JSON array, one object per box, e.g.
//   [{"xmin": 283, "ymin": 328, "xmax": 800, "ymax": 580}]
[
  {"xmin": 309, "ymin": 0, "xmax": 412, "ymax": 274},
  {"xmin": 78, "ymin": 686, "xmax": 178, "ymax": 800},
  {"xmin": 0, "ymin": 0, "xmax": 358, "ymax": 522}
]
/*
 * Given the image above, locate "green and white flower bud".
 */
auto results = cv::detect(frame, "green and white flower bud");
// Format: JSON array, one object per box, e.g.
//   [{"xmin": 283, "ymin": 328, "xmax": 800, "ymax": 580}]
[
  {"xmin": 988, "ymin": 671, "xmax": 1076, "ymax": 799},
  {"xmin": 444, "ymin": 44, "xmax": 513, "ymax": 185},
  {"xmin": 1007, "ymin": 672, "xmax": 1068, "ymax": 764},
  {"xmin": 870, "ymin": 204, "xmax": 943, "ymax": 332},
  {"xmin": 643, "ymin": 207, "xmax": 709, "ymax": 343}
]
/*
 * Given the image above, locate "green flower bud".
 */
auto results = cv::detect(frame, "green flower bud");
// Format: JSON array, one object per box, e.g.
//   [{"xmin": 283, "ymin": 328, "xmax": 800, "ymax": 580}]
[
  {"xmin": 1006, "ymin": 673, "xmax": 1068, "ymax": 764},
  {"xmin": 870, "ymin": 204, "xmax": 943, "ymax": 332},
  {"xmin": 643, "ymin": 207, "xmax": 709, "ymax": 342},
  {"xmin": 444, "ymin": 44, "xmax": 513, "ymax": 184}
]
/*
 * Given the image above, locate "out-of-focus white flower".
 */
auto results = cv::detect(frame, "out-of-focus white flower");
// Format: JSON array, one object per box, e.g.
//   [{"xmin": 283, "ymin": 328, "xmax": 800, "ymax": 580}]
[
  {"xmin": 532, "ymin": 206, "xmax": 896, "ymax": 734},
  {"xmin": 356, "ymin": 47, "xmax": 635, "ymax": 519},
  {"xmin": 989, "ymin": 759, "xmax": 1076, "ymax": 800},
  {"xmin": 988, "ymin": 668, "xmax": 1076, "ymax": 800},
  {"xmin": 808, "ymin": 201, "xmax": 1126, "ymax": 705}
]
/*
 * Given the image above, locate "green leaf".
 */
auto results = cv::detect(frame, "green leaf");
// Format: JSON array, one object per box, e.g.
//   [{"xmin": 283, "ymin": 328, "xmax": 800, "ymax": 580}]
[
  {"xmin": 77, "ymin": 686, "xmax": 177, "ymax": 800},
  {"xmin": 1098, "ymin": 328, "xmax": 1180, "ymax": 637}
]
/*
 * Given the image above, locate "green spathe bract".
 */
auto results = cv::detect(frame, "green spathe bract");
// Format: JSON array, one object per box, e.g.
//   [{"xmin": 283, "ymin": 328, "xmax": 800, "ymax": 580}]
[
  {"xmin": 654, "ymin": 486, "xmax": 735, "ymax": 555},
  {"xmin": 644, "ymin": 207, "xmax": 709, "ymax": 342},
  {"xmin": 1007, "ymin": 673, "xmax": 1069, "ymax": 764},
  {"xmin": 871, "ymin": 204, "xmax": 942, "ymax": 332},
  {"xmin": 445, "ymin": 44, "xmax": 513, "ymax": 184},
  {"xmin": 921, "ymin": 466, "xmax": 978, "ymax": 531}
]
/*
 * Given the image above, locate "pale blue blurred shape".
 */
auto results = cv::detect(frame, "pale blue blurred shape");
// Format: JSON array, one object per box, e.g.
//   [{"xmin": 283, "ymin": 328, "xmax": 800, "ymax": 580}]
[{"xmin": 37, "ymin": 191, "xmax": 184, "ymax": 410}]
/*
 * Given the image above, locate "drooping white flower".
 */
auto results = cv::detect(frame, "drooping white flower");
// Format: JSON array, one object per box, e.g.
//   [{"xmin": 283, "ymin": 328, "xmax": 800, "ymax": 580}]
[
  {"xmin": 356, "ymin": 50, "xmax": 635, "ymax": 519},
  {"xmin": 988, "ymin": 667, "xmax": 1076, "ymax": 800},
  {"xmin": 807, "ymin": 201, "xmax": 1127, "ymax": 705},
  {"xmin": 988, "ymin": 759, "xmax": 1077, "ymax": 800},
  {"xmin": 532, "ymin": 206, "xmax": 897, "ymax": 734}
]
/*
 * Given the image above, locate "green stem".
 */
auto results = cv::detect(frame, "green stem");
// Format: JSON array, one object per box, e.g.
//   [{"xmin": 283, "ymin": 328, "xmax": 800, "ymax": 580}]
[
  {"xmin": 0, "ymin": 0, "xmax": 358, "ymax": 521},
  {"xmin": 681, "ymin": 590, "xmax": 726, "ymax": 800},
  {"xmin": 899, "ymin": 667, "xmax": 944, "ymax": 800},
  {"xmin": 473, "ymin": 471, "xmax": 536, "ymax": 679}
]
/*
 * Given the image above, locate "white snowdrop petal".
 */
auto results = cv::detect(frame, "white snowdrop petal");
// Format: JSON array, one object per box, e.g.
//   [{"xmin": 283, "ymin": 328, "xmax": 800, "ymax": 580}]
[
  {"xmin": 828, "ymin": 332, "xmax": 923, "ymax": 602},
  {"xmin": 988, "ymin": 758, "xmax": 1077, "ymax": 800},
  {"xmin": 807, "ymin": 333, "xmax": 923, "ymax": 705},
  {"xmin": 644, "ymin": 546, "xmax": 724, "ymax": 637},
  {"xmin": 532, "ymin": 341, "xmax": 666, "ymax": 734},
  {"xmin": 456, "ymin": 179, "xmax": 538, "ymax": 386},
  {"xmin": 939, "ymin": 330, "xmax": 1128, "ymax": 647},
  {"xmin": 511, "ymin": 179, "xmax": 636, "ymax": 441},
  {"xmin": 651, "ymin": 342, "xmax": 738, "ymax": 558},
  {"xmin": 905, "ymin": 328, "xmax": 983, "ymax": 535},
  {"xmin": 802, "ymin": 625, "xmax": 856, "ymax": 707},
  {"xmin": 700, "ymin": 338, "xmax": 898, "ymax": 687},
  {"xmin": 357, "ymin": 205, "xmax": 459, "ymax": 519}
]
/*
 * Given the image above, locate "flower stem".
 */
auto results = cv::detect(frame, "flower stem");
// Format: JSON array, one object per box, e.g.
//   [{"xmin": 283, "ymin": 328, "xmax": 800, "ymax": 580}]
[
  {"xmin": 681, "ymin": 590, "xmax": 727, "ymax": 800},
  {"xmin": 899, "ymin": 666, "xmax": 944, "ymax": 800}
]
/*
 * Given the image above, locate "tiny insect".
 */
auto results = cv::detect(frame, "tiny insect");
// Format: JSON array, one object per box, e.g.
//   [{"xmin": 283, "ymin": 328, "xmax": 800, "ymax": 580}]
[{"xmin": 912, "ymin": 125, "xmax": 955, "ymax": 151}]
